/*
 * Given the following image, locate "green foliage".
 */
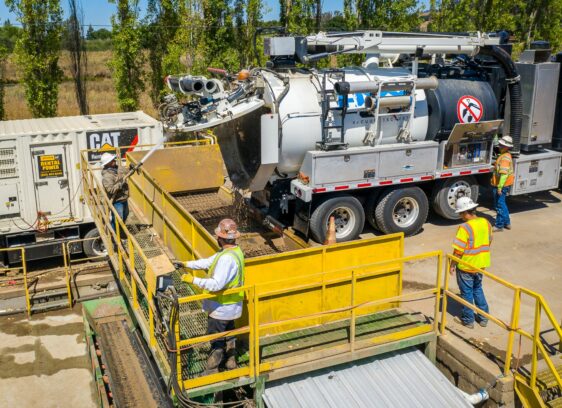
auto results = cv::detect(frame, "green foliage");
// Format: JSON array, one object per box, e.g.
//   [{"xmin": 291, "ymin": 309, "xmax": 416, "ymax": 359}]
[
  {"xmin": 0, "ymin": 20, "xmax": 22, "ymax": 53},
  {"xmin": 194, "ymin": 0, "xmax": 239, "ymax": 73},
  {"xmin": 85, "ymin": 39, "xmax": 112, "ymax": 51},
  {"xmin": 345, "ymin": 0, "xmax": 421, "ymax": 32},
  {"xmin": 6, "ymin": 0, "xmax": 63, "ymax": 118},
  {"xmin": 144, "ymin": 0, "xmax": 185, "ymax": 104},
  {"xmin": 109, "ymin": 0, "xmax": 144, "ymax": 112},
  {"xmin": 86, "ymin": 26, "xmax": 112, "ymax": 40},
  {"xmin": 280, "ymin": 0, "xmax": 317, "ymax": 34},
  {"xmin": 432, "ymin": 0, "xmax": 562, "ymax": 52}
]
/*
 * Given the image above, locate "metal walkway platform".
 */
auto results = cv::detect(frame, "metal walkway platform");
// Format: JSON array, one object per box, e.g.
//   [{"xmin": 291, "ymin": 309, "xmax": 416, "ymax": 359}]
[{"xmin": 263, "ymin": 348, "xmax": 472, "ymax": 408}]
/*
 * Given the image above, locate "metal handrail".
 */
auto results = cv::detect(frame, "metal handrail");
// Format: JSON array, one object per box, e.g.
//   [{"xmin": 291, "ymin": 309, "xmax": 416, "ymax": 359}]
[
  {"xmin": 443, "ymin": 254, "xmax": 562, "ymax": 394},
  {"xmin": 174, "ymin": 251, "xmax": 443, "ymax": 388},
  {"xmin": 0, "ymin": 248, "xmax": 28, "ymax": 316}
]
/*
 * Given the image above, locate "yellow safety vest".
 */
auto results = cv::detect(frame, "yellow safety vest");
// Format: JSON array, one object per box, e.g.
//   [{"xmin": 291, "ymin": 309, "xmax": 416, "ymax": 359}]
[
  {"xmin": 452, "ymin": 217, "xmax": 492, "ymax": 272},
  {"xmin": 492, "ymin": 152, "xmax": 514, "ymax": 187},
  {"xmin": 206, "ymin": 246, "xmax": 245, "ymax": 305}
]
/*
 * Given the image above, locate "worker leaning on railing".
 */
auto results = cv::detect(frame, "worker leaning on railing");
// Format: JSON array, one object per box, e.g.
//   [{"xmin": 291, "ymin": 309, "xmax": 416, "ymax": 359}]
[
  {"xmin": 450, "ymin": 197, "xmax": 493, "ymax": 330},
  {"xmin": 173, "ymin": 218, "xmax": 245, "ymax": 374},
  {"xmin": 100, "ymin": 152, "xmax": 130, "ymax": 233}
]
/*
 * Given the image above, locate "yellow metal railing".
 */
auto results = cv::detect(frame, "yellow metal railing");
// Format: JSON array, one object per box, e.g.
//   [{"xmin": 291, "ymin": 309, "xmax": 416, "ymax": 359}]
[
  {"xmin": 443, "ymin": 254, "xmax": 562, "ymax": 404},
  {"xmin": 0, "ymin": 248, "xmax": 29, "ymax": 316},
  {"xmin": 62, "ymin": 237, "xmax": 108, "ymax": 308},
  {"xmin": 174, "ymin": 251, "xmax": 443, "ymax": 389}
]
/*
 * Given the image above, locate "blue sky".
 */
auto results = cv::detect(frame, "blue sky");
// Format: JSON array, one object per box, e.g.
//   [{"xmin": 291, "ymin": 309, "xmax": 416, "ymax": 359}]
[{"xmin": 0, "ymin": 0, "xmax": 346, "ymax": 26}]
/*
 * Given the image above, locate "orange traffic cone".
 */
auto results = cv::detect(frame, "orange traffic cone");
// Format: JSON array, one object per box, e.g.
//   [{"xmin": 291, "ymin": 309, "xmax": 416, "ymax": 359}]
[{"xmin": 324, "ymin": 216, "xmax": 337, "ymax": 245}]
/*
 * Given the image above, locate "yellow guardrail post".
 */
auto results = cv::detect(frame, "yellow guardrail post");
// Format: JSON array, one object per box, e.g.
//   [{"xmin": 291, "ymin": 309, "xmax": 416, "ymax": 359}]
[
  {"xmin": 247, "ymin": 286, "xmax": 256, "ymax": 379},
  {"xmin": 21, "ymin": 248, "xmax": 31, "ymax": 318},
  {"xmin": 440, "ymin": 256, "xmax": 452, "ymax": 334},
  {"xmin": 175, "ymin": 311, "xmax": 183, "ymax": 387},
  {"xmin": 530, "ymin": 301, "xmax": 541, "ymax": 388},
  {"xmin": 63, "ymin": 242, "xmax": 73, "ymax": 309},
  {"xmin": 504, "ymin": 288, "xmax": 521, "ymax": 375},
  {"xmin": 433, "ymin": 252, "xmax": 443, "ymax": 333},
  {"xmin": 253, "ymin": 286, "xmax": 260, "ymax": 377},
  {"xmin": 350, "ymin": 269, "xmax": 357, "ymax": 352}
]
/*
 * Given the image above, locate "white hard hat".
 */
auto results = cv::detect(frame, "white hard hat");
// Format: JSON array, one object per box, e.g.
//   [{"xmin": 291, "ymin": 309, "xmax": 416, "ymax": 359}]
[
  {"xmin": 455, "ymin": 196, "xmax": 478, "ymax": 213},
  {"xmin": 99, "ymin": 152, "xmax": 116, "ymax": 166},
  {"xmin": 215, "ymin": 218, "xmax": 241, "ymax": 239},
  {"xmin": 498, "ymin": 135, "xmax": 513, "ymax": 148}
]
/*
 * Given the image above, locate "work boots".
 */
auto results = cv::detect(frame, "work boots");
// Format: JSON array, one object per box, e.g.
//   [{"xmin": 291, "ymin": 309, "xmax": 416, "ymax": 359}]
[
  {"xmin": 225, "ymin": 340, "xmax": 238, "ymax": 370},
  {"xmin": 205, "ymin": 348, "xmax": 224, "ymax": 374}
]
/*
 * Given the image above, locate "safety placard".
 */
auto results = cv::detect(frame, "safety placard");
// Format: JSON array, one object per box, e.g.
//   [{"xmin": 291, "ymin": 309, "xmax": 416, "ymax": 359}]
[
  {"xmin": 37, "ymin": 154, "xmax": 64, "ymax": 179},
  {"xmin": 457, "ymin": 95, "xmax": 483, "ymax": 123}
]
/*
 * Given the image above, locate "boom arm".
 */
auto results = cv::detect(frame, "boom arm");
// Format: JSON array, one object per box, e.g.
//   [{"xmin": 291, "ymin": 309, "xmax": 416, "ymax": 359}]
[{"xmin": 305, "ymin": 31, "xmax": 501, "ymax": 57}]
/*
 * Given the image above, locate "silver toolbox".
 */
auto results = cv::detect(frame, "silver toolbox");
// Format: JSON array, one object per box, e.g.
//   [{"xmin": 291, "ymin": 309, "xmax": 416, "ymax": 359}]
[{"xmin": 511, "ymin": 150, "xmax": 562, "ymax": 195}]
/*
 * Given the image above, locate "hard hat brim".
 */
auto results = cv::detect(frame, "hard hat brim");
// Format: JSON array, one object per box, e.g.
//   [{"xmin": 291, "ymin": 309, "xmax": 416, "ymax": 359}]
[
  {"xmin": 455, "ymin": 202, "xmax": 478, "ymax": 213},
  {"xmin": 498, "ymin": 141, "xmax": 513, "ymax": 148},
  {"xmin": 100, "ymin": 154, "xmax": 117, "ymax": 166},
  {"xmin": 215, "ymin": 227, "xmax": 241, "ymax": 239}
]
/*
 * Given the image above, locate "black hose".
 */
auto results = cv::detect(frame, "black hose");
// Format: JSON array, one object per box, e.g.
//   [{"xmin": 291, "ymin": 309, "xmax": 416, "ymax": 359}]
[{"xmin": 478, "ymin": 45, "xmax": 522, "ymax": 153}]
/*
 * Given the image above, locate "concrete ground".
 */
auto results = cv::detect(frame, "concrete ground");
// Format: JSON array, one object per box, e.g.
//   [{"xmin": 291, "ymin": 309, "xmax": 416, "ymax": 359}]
[
  {"xmin": 0, "ymin": 307, "xmax": 97, "ymax": 408},
  {"xmin": 364, "ymin": 188, "xmax": 562, "ymax": 366}
]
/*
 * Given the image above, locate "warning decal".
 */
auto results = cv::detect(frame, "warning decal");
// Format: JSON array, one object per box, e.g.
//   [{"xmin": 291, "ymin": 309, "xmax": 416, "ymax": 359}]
[
  {"xmin": 457, "ymin": 95, "xmax": 483, "ymax": 123},
  {"xmin": 37, "ymin": 154, "xmax": 64, "ymax": 179}
]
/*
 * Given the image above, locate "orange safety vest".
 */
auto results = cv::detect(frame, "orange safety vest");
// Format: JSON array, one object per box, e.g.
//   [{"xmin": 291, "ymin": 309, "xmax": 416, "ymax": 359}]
[
  {"xmin": 452, "ymin": 217, "xmax": 492, "ymax": 272},
  {"xmin": 491, "ymin": 152, "xmax": 514, "ymax": 187}
]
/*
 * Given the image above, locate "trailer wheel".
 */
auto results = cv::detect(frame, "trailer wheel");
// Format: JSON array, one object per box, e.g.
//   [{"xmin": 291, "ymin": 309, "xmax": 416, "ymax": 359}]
[
  {"xmin": 375, "ymin": 187, "xmax": 428, "ymax": 236},
  {"xmin": 83, "ymin": 228, "xmax": 107, "ymax": 259},
  {"xmin": 432, "ymin": 176, "xmax": 479, "ymax": 220},
  {"xmin": 310, "ymin": 196, "xmax": 365, "ymax": 243}
]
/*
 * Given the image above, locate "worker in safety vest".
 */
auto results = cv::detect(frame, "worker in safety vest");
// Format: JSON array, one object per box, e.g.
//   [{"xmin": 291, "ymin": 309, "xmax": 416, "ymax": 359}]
[
  {"xmin": 450, "ymin": 197, "xmax": 492, "ymax": 329},
  {"xmin": 173, "ymin": 219, "xmax": 245, "ymax": 373},
  {"xmin": 491, "ymin": 135, "xmax": 514, "ymax": 232}
]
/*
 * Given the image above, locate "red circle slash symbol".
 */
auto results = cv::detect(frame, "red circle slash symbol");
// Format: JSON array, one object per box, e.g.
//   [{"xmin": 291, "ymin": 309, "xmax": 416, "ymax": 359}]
[{"xmin": 457, "ymin": 95, "xmax": 483, "ymax": 123}]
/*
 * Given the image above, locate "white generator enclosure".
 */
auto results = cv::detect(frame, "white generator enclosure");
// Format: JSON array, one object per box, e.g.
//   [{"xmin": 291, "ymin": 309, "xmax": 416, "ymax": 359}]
[{"xmin": 0, "ymin": 111, "xmax": 162, "ymax": 263}]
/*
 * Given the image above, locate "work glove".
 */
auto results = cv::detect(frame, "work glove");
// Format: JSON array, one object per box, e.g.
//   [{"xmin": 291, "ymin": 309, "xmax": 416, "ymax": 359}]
[
  {"xmin": 172, "ymin": 260, "xmax": 185, "ymax": 269},
  {"xmin": 181, "ymin": 272, "xmax": 194, "ymax": 284}
]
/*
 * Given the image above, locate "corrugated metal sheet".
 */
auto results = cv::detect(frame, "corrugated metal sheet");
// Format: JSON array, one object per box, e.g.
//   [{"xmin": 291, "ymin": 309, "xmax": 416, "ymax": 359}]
[
  {"xmin": 0, "ymin": 111, "xmax": 158, "ymax": 137},
  {"xmin": 263, "ymin": 348, "xmax": 472, "ymax": 408}
]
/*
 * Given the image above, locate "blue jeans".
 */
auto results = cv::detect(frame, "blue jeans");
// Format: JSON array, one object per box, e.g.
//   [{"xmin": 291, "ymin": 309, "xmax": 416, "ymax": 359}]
[
  {"xmin": 493, "ymin": 186, "xmax": 511, "ymax": 228},
  {"xmin": 111, "ymin": 200, "xmax": 129, "ymax": 232},
  {"xmin": 456, "ymin": 267, "xmax": 489, "ymax": 325}
]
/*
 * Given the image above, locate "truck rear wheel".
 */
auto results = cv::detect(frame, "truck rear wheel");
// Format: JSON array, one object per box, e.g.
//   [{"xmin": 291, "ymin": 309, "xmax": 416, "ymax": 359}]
[
  {"xmin": 83, "ymin": 228, "xmax": 108, "ymax": 259},
  {"xmin": 310, "ymin": 196, "xmax": 365, "ymax": 243},
  {"xmin": 375, "ymin": 187, "xmax": 428, "ymax": 236},
  {"xmin": 432, "ymin": 176, "xmax": 479, "ymax": 220}
]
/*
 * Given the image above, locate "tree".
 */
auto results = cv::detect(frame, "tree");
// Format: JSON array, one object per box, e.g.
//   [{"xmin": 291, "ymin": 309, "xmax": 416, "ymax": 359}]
[
  {"xmin": 280, "ymin": 0, "xmax": 317, "ymax": 34},
  {"xmin": 6, "ymin": 0, "xmax": 64, "ymax": 118},
  {"xmin": 233, "ymin": 0, "xmax": 262, "ymax": 67},
  {"xmin": 109, "ymin": 0, "xmax": 144, "ymax": 112},
  {"xmin": 86, "ymin": 24, "xmax": 94, "ymax": 39},
  {"xmin": 144, "ymin": 0, "xmax": 183, "ymax": 105},
  {"xmin": 67, "ymin": 0, "xmax": 88, "ymax": 114}
]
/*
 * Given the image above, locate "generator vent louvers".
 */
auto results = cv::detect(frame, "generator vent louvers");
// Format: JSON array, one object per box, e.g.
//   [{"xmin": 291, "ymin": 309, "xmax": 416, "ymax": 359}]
[{"xmin": 0, "ymin": 148, "xmax": 18, "ymax": 179}]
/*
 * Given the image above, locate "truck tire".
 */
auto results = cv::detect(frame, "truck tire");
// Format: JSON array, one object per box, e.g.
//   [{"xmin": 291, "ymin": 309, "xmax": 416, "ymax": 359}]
[
  {"xmin": 365, "ymin": 189, "xmax": 383, "ymax": 230},
  {"xmin": 432, "ymin": 176, "xmax": 479, "ymax": 220},
  {"xmin": 375, "ymin": 187, "xmax": 429, "ymax": 236},
  {"xmin": 83, "ymin": 228, "xmax": 108, "ymax": 259},
  {"xmin": 310, "ymin": 196, "xmax": 365, "ymax": 243}
]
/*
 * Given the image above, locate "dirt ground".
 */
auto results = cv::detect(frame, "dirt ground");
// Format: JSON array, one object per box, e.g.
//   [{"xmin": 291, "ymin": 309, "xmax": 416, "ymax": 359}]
[
  {"xmin": 362, "ymin": 188, "xmax": 562, "ymax": 364},
  {"xmin": 0, "ymin": 307, "xmax": 97, "ymax": 408}
]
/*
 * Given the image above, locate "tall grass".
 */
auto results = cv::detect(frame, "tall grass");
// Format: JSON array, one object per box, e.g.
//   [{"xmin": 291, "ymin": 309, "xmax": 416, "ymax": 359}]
[{"xmin": 3, "ymin": 50, "xmax": 157, "ymax": 120}]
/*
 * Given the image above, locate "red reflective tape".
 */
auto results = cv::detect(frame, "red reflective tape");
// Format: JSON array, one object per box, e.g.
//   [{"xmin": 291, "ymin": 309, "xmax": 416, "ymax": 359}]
[
  {"xmin": 478, "ymin": 168, "xmax": 490, "ymax": 173},
  {"xmin": 460, "ymin": 171, "xmax": 472, "ymax": 175},
  {"xmin": 440, "ymin": 172, "xmax": 453, "ymax": 177},
  {"xmin": 335, "ymin": 185, "xmax": 349, "ymax": 190},
  {"xmin": 357, "ymin": 183, "xmax": 372, "ymax": 188},
  {"xmin": 379, "ymin": 180, "xmax": 393, "ymax": 185},
  {"xmin": 313, "ymin": 188, "xmax": 327, "ymax": 193},
  {"xmin": 421, "ymin": 176, "xmax": 433, "ymax": 181},
  {"xmin": 400, "ymin": 178, "xmax": 414, "ymax": 183}
]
